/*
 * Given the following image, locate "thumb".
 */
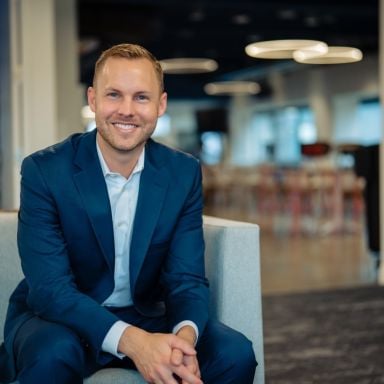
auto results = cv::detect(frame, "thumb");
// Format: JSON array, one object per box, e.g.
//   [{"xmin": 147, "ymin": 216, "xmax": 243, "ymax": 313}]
[
  {"xmin": 171, "ymin": 347, "xmax": 184, "ymax": 366},
  {"xmin": 170, "ymin": 336, "xmax": 196, "ymax": 356}
]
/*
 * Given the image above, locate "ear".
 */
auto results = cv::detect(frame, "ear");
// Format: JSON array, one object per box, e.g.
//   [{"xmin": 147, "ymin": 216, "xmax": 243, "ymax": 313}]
[
  {"xmin": 158, "ymin": 92, "xmax": 168, "ymax": 117},
  {"xmin": 87, "ymin": 86, "xmax": 96, "ymax": 112}
]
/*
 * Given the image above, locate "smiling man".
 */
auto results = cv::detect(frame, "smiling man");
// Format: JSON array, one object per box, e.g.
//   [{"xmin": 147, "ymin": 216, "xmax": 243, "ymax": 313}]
[
  {"xmin": 89, "ymin": 53, "xmax": 167, "ymax": 177},
  {"xmin": 0, "ymin": 44, "xmax": 257, "ymax": 384}
]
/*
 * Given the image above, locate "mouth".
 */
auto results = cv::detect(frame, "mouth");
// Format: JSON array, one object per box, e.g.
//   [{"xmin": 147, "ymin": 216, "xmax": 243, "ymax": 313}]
[{"xmin": 112, "ymin": 122, "xmax": 139, "ymax": 131}]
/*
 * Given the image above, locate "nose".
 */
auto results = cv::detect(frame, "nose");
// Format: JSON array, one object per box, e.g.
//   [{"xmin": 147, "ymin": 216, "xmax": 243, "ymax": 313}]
[{"xmin": 117, "ymin": 97, "xmax": 135, "ymax": 117}]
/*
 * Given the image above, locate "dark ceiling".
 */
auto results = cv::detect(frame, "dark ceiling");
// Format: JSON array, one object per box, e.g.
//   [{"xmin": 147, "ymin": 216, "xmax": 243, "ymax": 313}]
[{"xmin": 77, "ymin": 0, "xmax": 379, "ymax": 100}]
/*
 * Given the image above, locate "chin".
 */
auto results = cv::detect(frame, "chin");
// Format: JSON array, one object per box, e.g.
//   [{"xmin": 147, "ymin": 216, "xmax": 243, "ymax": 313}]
[{"xmin": 114, "ymin": 141, "xmax": 144, "ymax": 153}]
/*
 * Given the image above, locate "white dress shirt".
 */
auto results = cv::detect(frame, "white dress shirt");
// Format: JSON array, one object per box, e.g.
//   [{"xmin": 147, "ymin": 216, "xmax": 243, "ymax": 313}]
[
  {"xmin": 97, "ymin": 143, "xmax": 143, "ymax": 357},
  {"xmin": 100, "ymin": 149, "xmax": 143, "ymax": 308},
  {"xmin": 96, "ymin": 142, "xmax": 197, "ymax": 358}
]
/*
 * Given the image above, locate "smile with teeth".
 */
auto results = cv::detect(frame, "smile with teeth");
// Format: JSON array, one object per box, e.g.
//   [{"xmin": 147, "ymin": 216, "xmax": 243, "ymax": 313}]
[{"xmin": 113, "ymin": 122, "xmax": 139, "ymax": 131}]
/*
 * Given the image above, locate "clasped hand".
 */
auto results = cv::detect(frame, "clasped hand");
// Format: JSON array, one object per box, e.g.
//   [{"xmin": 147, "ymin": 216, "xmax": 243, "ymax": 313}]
[{"xmin": 118, "ymin": 326, "xmax": 203, "ymax": 384}]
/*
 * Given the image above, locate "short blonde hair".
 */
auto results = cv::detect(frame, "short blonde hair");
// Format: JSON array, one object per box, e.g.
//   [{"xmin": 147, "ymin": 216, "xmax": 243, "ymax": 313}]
[{"xmin": 93, "ymin": 43, "xmax": 164, "ymax": 92}]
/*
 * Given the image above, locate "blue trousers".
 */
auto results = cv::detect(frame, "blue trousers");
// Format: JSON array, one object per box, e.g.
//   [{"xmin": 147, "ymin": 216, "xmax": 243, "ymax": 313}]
[{"xmin": 13, "ymin": 307, "xmax": 257, "ymax": 384}]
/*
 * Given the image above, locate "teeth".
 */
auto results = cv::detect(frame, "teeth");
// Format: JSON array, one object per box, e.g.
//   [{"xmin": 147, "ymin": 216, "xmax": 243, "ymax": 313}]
[{"xmin": 114, "ymin": 123, "xmax": 136, "ymax": 130}]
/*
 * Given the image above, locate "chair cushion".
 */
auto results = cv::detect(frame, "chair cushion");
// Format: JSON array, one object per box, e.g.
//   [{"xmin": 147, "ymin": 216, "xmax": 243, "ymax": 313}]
[{"xmin": 84, "ymin": 368, "xmax": 145, "ymax": 384}]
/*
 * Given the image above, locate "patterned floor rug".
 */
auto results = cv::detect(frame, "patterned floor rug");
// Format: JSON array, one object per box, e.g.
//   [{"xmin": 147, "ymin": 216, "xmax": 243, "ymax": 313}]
[{"xmin": 262, "ymin": 285, "xmax": 384, "ymax": 383}]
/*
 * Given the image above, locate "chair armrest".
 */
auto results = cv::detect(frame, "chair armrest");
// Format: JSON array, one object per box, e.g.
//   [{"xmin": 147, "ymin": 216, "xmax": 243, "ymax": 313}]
[
  {"xmin": 203, "ymin": 215, "xmax": 264, "ymax": 384},
  {"xmin": 0, "ymin": 211, "xmax": 22, "ymax": 330}
]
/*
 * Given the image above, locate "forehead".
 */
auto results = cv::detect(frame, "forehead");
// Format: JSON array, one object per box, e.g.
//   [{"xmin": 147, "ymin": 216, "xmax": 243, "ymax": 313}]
[{"xmin": 96, "ymin": 57, "xmax": 159, "ymax": 88}]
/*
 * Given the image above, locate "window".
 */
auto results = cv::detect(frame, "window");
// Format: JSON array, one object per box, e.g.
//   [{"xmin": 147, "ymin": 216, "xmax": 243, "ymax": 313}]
[
  {"xmin": 200, "ymin": 131, "xmax": 225, "ymax": 164},
  {"xmin": 334, "ymin": 97, "xmax": 381, "ymax": 145},
  {"xmin": 248, "ymin": 106, "xmax": 316, "ymax": 166}
]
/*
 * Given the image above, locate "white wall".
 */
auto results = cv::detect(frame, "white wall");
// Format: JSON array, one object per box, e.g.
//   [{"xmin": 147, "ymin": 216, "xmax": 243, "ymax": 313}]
[
  {"xmin": 55, "ymin": 0, "xmax": 85, "ymax": 140},
  {"xmin": 1, "ymin": 0, "xmax": 84, "ymax": 209}
]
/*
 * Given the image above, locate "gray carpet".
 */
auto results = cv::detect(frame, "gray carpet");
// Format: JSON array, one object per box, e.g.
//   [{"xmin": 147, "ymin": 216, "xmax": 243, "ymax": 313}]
[{"xmin": 262, "ymin": 285, "xmax": 384, "ymax": 383}]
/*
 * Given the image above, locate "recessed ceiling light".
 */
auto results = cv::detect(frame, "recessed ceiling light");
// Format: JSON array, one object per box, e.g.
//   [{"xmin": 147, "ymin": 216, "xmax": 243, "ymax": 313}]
[
  {"xmin": 204, "ymin": 81, "xmax": 261, "ymax": 95},
  {"xmin": 304, "ymin": 16, "xmax": 319, "ymax": 27},
  {"xmin": 232, "ymin": 14, "xmax": 251, "ymax": 25},
  {"xmin": 293, "ymin": 46, "xmax": 363, "ymax": 64},
  {"xmin": 277, "ymin": 9, "xmax": 298, "ymax": 21},
  {"xmin": 245, "ymin": 39, "xmax": 328, "ymax": 59},
  {"xmin": 79, "ymin": 38, "xmax": 100, "ymax": 54},
  {"xmin": 189, "ymin": 10, "xmax": 205, "ymax": 22},
  {"xmin": 160, "ymin": 58, "xmax": 218, "ymax": 74}
]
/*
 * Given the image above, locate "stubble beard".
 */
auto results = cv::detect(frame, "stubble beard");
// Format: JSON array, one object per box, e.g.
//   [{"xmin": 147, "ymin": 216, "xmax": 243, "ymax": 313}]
[{"xmin": 97, "ymin": 122, "xmax": 153, "ymax": 154}]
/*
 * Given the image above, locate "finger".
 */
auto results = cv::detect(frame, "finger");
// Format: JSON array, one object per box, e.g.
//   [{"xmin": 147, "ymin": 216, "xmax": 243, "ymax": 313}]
[
  {"xmin": 181, "ymin": 360, "xmax": 201, "ymax": 384},
  {"xmin": 171, "ymin": 347, "xmax": 184, "ymax": 366},
  {"xmin": 178, "ymin": 357, "xmax": 198, "ymax": 384},
  {"xmin": 155, "ymin": 367, "xmax": 179, "ymax": 384},
  {"xmin": 173, "ymin": 364, "xmax": 202, "ymax": 384},
  {"xmin": 182, "ymin": 374, "xmax": 199, "ymax": 384},
  {"xmin": 170, "ymin": 337, "xmax": 196, "ymax": 356},
  {"xmin": 184, "ymin": 355, "xmax": 200, "ymax": 376}
]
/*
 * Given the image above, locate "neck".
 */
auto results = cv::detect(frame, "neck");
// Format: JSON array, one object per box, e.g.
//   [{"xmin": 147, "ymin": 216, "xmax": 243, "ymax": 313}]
[
  {"xmin": 106, "ymin": 154, "xmax": 140, "ymax": 179},
  {"xmin": 97, "ymin": 138, "xmax": 144, "ymax": 179}
]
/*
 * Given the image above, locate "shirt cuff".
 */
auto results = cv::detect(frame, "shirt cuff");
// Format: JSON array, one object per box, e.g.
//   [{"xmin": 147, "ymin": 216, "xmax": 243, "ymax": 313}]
[
  {"xmin": 101, "ymin": 320, "xmax": 131, "ymax": 359},
  {"xmin": 172, "ymin": 320, "xmax": 199, "ymax": 345}
]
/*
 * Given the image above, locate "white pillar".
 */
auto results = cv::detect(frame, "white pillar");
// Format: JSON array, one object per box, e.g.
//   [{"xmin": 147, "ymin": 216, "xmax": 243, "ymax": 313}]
[
  {"xmin": 309, "ymin": 70, "xmax": 333, "ymax": 143},
  {"xmin": 0, "ymin": 0, "xmax": 12, "ymax": 209},
  {"xmin": 55, "ymin": 0, "xmax": 85, "ymax": 139},
  {"xmin": 8, "ymin": 0, "xmax": 58, "ymax": 208},
  {"xmin": 332, "ymin": 94, "xmax": 359, "ymax": 143},
  {"xmin": 229, "ymin": 95, "xmax": 254, "ymax": 165},
  {"xmin": 11, "ymin": 0, "xmax": 58, "ymax": 154},
  {"xmin": 3, "ymin": 0, "xmax": 83, "ymax": 209}
]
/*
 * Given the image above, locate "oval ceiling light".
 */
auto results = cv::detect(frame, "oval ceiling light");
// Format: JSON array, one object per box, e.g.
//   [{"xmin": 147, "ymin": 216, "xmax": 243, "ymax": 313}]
[
  {"xmin": 159, "ymin": 58, "xmax": 218, "ymax": 74},
  {"xmin": 293, "ymin": 46, "xmax": 363, "ymax": 64},
  {"xmin": 204, "ymin": 81, "xmax": 261, "ymax": 96},
  {"xmin": 245, "ymin": 39, "xmax": 328, "ymax": 59}
]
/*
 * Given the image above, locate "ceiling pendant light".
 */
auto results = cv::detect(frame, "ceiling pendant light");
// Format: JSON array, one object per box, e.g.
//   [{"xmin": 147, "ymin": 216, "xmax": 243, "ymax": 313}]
[
  {"xmin": 293, "ymin": 46, "xmax": 363, "ymax": 64},
  {"xmin": 204, "ymin": 81, "xmax": 261, "ymax": 95},
  {"xmin": 159, "ymin": 58, "xmax": 218, "ymax": 74},
  {"xmin": 245, "ymin": 39, "xmax": 328, "ymax": 59}
]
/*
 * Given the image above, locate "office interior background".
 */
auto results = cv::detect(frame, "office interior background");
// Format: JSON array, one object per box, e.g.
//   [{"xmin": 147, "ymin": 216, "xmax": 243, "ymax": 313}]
[
  {"xmin": 0, "ymin": 0, "xmax": 383, "ymax": 291},
  {"xmin": 2, "ymin": 1, "xmax": 384, "ymax": 382}
]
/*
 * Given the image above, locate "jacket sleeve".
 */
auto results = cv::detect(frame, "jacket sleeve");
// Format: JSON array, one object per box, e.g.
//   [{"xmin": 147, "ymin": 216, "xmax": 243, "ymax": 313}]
[
  {"xmin": 161, "ymin": 161, "xmax": 210, "ymax": 338},
  {"xmin": 17, "ymin": 156, "xmax": 118, "ymax": 361}
]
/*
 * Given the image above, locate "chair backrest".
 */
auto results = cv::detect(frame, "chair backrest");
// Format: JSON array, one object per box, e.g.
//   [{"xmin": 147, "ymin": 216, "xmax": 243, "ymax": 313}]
[
  {"xmin": 203, "ymin": 215, "xmax": 264, "ymax": 384},
  {"xmin": 0, "ymin": 211, "xmax": 23, "ymax": 331}
]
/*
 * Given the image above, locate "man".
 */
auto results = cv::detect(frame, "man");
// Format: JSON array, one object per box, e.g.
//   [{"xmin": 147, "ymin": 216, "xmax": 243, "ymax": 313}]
[{"xmin": 0, "ymin": 44, "xmax": 256, "ymax": 384}]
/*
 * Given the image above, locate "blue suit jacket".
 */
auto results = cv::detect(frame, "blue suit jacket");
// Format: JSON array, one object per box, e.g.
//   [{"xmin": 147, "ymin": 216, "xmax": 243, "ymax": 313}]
[{"xmin": 0, "ymin": 130, "xmax": 209, "ymax": 379}]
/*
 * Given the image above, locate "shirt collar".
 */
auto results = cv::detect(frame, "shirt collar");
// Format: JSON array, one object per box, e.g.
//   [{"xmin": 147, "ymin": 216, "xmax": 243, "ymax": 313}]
[{"xmin": 96, "ymin": 140, "xmax": 145, "ymax": 178}]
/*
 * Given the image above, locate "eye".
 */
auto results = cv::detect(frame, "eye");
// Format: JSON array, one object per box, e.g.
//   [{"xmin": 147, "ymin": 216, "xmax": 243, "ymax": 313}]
[
  {"xmin": 136, "ymin": 94, "xmax": 149, "ymax": 101},
  {"xmin": 106, "ymin": 91, "xmax": 120, "ymax": 99}
]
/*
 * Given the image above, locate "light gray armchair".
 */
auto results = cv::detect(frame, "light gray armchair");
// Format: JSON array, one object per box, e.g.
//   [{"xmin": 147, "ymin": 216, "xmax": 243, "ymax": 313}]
[{"xmin": 0, "ymin": 211, "xmax": 264, "ymax": 384}]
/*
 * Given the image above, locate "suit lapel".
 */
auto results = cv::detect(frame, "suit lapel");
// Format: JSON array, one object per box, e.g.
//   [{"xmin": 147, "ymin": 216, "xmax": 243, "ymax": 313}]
[
  {"xmin": 73, "ymin": 131, "xmax": 115, "ymax": 272},
  {"xmin": 71, "ymin": 134, "xmax": 169, "ymax": 285},
  {"xmin": 130, "ymin": 141, "xmax": 169, "ymax": 291}
]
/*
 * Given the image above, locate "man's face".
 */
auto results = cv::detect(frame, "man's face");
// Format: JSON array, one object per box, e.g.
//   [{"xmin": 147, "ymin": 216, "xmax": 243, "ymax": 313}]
[{"xmin": 87, "ymin": 57, "xmax": 167, "ymax": 157}]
